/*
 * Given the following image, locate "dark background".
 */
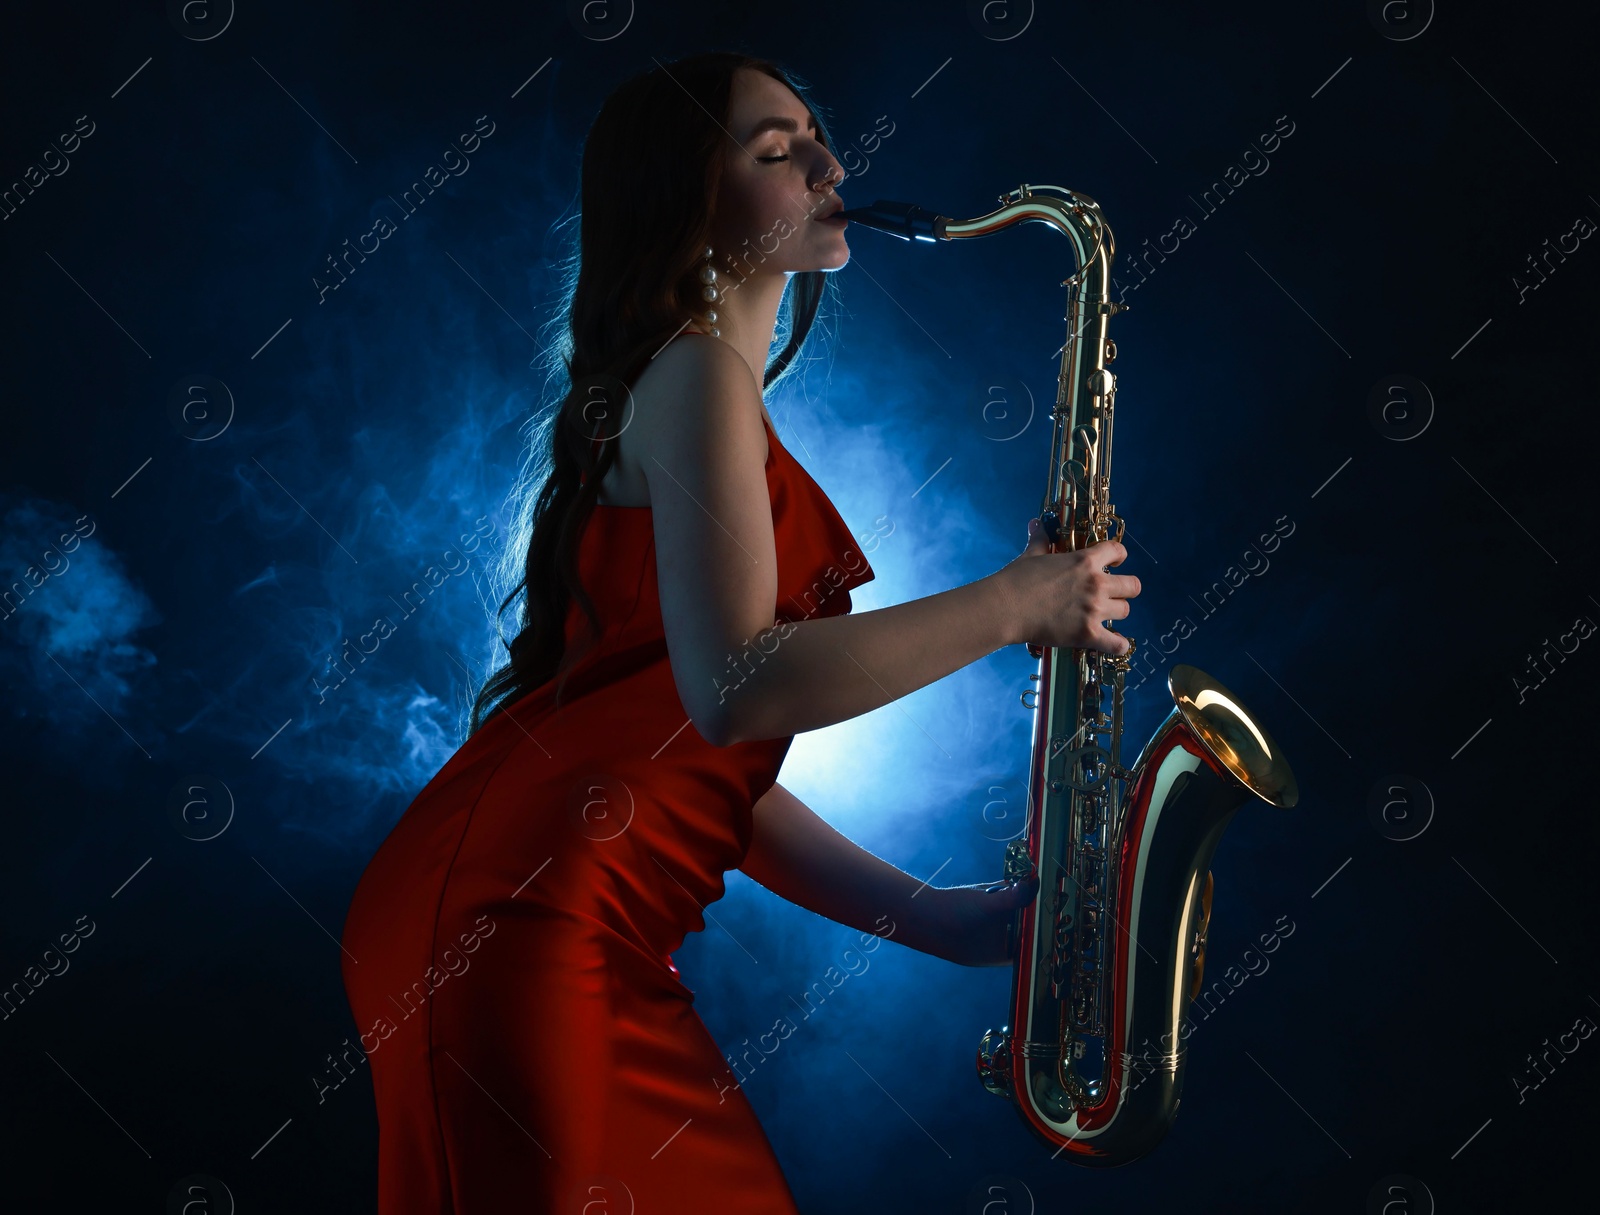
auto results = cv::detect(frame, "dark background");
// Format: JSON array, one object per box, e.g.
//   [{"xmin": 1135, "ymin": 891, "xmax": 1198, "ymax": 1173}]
[{"xmin": 2, "ymin": 2, "xmax": 1596, "ymax": 1211}]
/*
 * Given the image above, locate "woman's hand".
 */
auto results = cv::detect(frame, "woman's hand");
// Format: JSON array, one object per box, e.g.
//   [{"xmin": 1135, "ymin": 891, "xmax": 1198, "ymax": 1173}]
[
  {"xmin": 927, "ymin": 871, "xmax": 1041, "ymax": 967},
  {"xmin": 997, "ymin": 517, "xmax": 1140, "ymax": 655}
]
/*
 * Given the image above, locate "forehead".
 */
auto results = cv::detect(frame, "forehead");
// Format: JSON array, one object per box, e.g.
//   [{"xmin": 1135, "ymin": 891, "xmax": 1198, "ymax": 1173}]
[{"xmin": 727, "ymin": 68, "xmax": 814, "ymax": 137}]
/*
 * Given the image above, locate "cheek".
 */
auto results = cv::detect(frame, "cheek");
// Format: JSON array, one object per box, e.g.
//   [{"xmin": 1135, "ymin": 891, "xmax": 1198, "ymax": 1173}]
[
  {"xmin": 722, "ymin": 173, "xmax": 799, "ymax": 233},
  {"xmin": 717, "ymin": 175, "xmax": 762, "ymax": 229}
]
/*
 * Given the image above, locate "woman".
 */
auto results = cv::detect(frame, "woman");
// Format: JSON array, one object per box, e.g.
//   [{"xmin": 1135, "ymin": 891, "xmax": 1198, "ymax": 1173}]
[{"xmin": 340, "ymin": 51, "xmax": 1138, "ymax": 1214}]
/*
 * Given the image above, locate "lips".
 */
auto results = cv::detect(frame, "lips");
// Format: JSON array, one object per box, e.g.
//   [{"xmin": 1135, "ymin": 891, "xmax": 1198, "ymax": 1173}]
[{"xmin": 813, "ymin": 199, "xmax": 845, "ymax": 221}]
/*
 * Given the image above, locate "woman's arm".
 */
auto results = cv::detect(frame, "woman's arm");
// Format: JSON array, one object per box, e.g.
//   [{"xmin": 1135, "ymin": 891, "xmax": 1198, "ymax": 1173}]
[
  {"xmin": 738, "ymin": 781, "xmax": 1038, "ymax": 967},
  {"xmin": 641, "ymin": 338, "xmax": 1138, "ymax": 746}
]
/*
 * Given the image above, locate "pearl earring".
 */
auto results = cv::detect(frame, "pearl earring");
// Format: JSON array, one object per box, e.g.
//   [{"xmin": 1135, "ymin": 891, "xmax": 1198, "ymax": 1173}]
[{"xmin": 697, "ymin": 245, "xmax": 721, "ymax": 338}]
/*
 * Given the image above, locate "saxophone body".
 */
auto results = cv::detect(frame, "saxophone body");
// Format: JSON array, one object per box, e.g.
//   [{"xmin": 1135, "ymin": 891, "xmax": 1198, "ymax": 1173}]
[{"xmin": 836, "ymin": 186, "xmax": 1299, "ymax": 1166}]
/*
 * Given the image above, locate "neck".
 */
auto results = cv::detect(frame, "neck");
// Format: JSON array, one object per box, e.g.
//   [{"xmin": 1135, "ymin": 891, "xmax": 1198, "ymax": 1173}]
[{"xmin": 705, "ymin": 262, "xmax": 793, "ymax": 394}]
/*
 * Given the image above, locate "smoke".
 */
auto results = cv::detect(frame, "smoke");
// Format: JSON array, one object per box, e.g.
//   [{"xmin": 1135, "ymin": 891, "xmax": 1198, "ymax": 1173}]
[
  {"xmin": 770, "ymin": 358, "xmax": 1030, "ymax": 845},
  {"xmin": 0, "ymin": 493, "xmax": 160, "ymax": 737},
  {"xmin": 174, "ymin": 367, "xmax": 529, "ymax": 837}
]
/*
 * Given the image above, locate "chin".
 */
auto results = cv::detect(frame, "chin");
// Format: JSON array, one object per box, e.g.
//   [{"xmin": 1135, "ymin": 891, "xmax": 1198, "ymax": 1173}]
[{"xmin": 810, "ymin": 237, "xmax": 850, "ymax": 273}]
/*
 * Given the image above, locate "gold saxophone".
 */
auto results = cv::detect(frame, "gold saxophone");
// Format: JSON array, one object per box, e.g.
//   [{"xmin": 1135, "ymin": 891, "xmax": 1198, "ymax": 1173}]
[{"xmin": 837, "ymin": 185, "xmax": 1299, "ymax": 1165}]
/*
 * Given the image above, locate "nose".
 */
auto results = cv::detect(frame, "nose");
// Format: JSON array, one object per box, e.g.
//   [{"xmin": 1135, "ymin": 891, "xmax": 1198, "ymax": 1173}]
[{"xmin": 809, "ymin": 149, "xmax": 845, "ymax": 195}]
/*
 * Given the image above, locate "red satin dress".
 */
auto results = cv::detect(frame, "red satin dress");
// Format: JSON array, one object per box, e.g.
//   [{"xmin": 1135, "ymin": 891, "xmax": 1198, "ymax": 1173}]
[{"xmin": 340, "ymin": 351, "xmax": 875, "ymax": 1213}]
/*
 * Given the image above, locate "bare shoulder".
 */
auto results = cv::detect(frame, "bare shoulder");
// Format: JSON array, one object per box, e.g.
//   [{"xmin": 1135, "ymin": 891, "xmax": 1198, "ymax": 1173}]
[{"xmin": 625, "ymin": 335, "xmax": 768, "ymax": 477}]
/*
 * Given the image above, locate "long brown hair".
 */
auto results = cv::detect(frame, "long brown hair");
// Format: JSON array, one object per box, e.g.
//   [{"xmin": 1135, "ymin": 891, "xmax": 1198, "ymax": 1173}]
[{"xmin": 467, "ymin": 52, "xmax": 839, "ymax": 737}]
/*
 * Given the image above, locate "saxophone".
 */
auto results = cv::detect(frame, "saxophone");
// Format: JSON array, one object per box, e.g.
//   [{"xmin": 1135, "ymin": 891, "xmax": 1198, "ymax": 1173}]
[{"xmin": 836, "ymin": 186, "xmax": 1299, "ymax": 1165}]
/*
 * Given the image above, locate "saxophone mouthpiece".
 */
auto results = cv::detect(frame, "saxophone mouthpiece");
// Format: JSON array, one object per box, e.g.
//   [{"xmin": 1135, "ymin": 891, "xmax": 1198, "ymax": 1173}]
[{"xmin": 832, "ymin": 199, "xmax": 947, "ymax": 242}]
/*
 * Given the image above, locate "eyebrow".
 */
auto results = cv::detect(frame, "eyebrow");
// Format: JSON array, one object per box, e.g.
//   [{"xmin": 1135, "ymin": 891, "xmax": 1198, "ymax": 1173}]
[{"xmin": 744, "ymin": 114, "xmax": 818, "ymax": 142}]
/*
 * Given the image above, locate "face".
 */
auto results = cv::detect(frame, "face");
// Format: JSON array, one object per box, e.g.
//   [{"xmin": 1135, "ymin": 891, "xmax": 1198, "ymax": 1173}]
[{"xmin": 710, "ymin": 68, "xmax": 849, "ymax": 277}]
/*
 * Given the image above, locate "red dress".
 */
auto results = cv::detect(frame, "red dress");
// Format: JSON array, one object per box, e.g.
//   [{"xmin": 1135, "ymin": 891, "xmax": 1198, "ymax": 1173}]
[{"xmin": 340, "ymin": 359, "xmax": 875, "ymax": 1214}]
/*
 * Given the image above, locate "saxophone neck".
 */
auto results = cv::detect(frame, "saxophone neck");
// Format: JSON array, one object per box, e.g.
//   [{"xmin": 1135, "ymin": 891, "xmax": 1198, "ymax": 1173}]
[{"xmin": 835, "ymin": 185, "xmax": 1111, "ymax": 265}]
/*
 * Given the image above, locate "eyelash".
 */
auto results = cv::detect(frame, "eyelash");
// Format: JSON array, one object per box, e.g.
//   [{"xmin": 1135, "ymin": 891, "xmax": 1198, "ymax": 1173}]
[{"xmin": 757, "ymin": 154, "xmax": 789, "ymax": 163}]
